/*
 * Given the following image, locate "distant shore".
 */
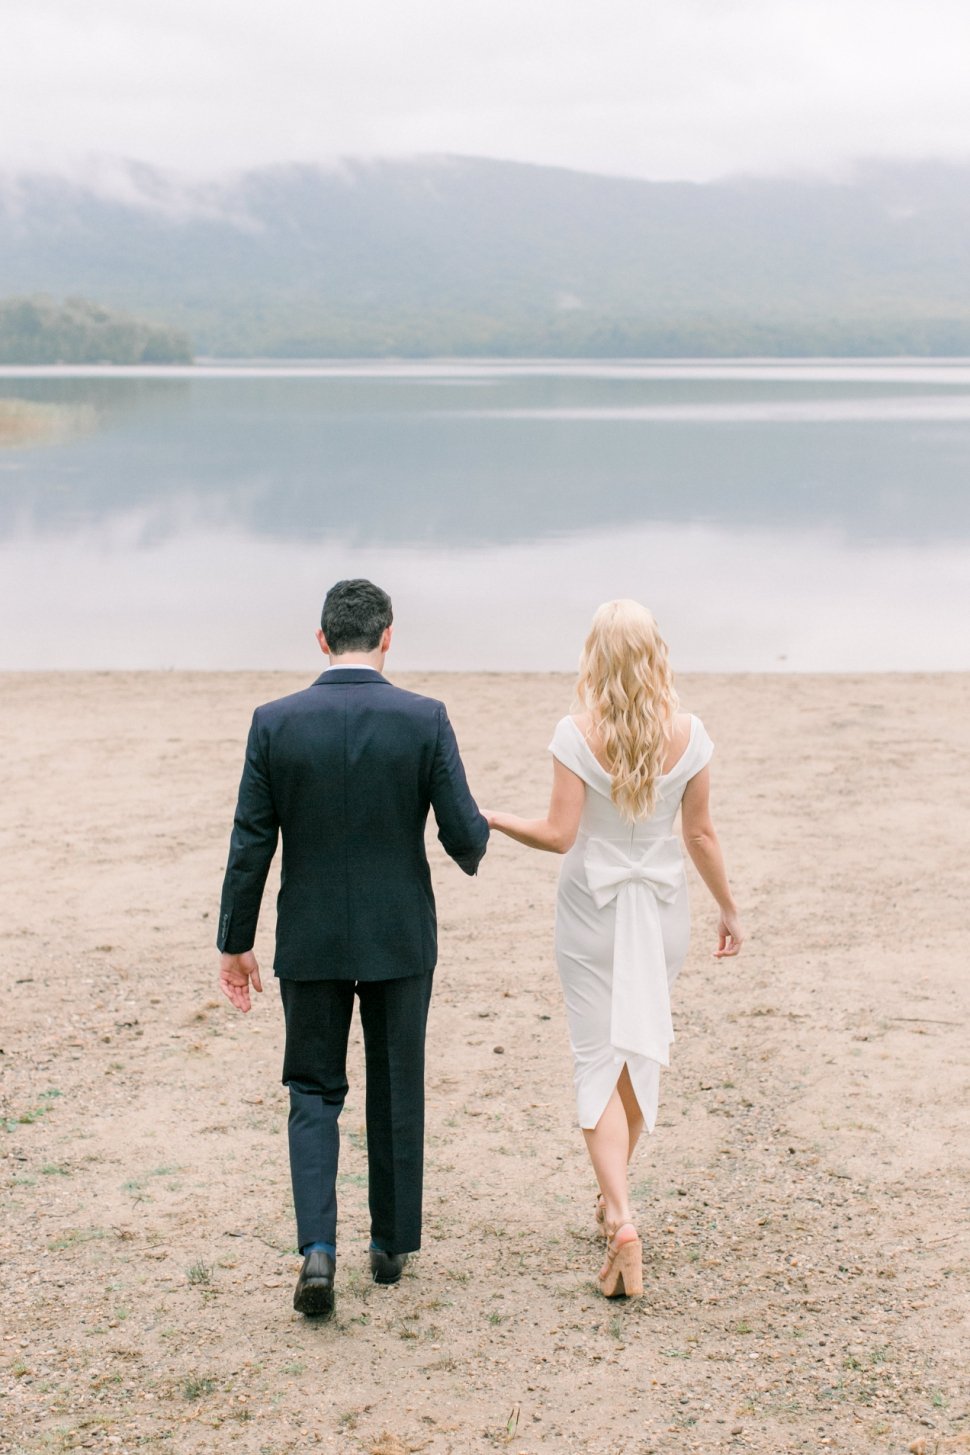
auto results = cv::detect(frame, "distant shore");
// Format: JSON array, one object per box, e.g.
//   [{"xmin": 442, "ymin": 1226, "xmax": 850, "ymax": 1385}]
[{"xmin": 4, "ymin": 354, "xmax": 970, "ymax": 374}]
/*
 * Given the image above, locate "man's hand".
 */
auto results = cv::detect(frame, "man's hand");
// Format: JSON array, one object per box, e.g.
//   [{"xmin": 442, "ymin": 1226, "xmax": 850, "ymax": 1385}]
[{"xmin": 219, "ymin": 950, "xmax": 263, "ymax": 1012}]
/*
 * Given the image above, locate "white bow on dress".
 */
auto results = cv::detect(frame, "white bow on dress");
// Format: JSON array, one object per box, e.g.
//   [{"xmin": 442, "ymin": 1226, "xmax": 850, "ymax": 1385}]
[{"xmin": 583, "ymin": 836, "xmax": 684, "ymax": 1066}]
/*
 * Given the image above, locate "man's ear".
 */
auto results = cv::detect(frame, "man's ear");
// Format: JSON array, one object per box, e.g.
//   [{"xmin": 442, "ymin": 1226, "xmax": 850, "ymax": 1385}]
[
  {"xmin": 316, "ymin": 629, "xmax": 329, "ymax": 655},
  {"xmin": 381, "ymin": 625, "xmax": 393, "ymax": 653}
]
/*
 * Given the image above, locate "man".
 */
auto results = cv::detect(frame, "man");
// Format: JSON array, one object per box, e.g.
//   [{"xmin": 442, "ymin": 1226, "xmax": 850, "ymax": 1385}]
[{"xmin": 217, "ymin": 579, "xmax": 488, "ymax": 1319}]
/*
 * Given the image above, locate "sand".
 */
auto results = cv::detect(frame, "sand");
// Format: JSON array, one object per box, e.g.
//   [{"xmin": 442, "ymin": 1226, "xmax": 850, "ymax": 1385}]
[{"xmin": 1, "ymin": 669, "xmax": 968, "ymax": 1455}]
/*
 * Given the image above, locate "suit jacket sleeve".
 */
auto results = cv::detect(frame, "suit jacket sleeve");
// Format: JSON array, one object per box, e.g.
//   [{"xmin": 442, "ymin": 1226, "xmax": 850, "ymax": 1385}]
[
  {"xmin": 430, "ymin": 704, "xmax": 489, "ymax": 876},
  {"xmin": 216, "ymin": 711, "xmax": 280, "ymax": 952}
]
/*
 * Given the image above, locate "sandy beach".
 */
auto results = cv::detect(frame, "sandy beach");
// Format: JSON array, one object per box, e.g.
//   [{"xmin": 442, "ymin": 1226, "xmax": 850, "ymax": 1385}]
[{"xmin": 1, "ymin": 668, "xmax": 968, "ymax": 1455}]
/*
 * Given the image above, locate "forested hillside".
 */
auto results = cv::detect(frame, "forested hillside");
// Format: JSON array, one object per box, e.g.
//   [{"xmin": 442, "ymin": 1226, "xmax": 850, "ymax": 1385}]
[
  {"xmin": 1, "ymin": 156, "xmax": 968, "ymax": 356},
  {"xmin": 0, "ymin": 296, "xmax": 192, "ymax": 364}
]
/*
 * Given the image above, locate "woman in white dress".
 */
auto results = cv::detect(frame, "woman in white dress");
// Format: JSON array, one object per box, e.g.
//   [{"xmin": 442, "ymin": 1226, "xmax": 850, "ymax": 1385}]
[{"xmin": 486, "ymin": 600, "xmax": 742, "ymax": 1297}]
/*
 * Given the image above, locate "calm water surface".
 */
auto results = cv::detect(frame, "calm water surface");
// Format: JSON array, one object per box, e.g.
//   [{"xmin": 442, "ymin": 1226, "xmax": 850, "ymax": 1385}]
[{"xmin": 1, "ymin": 360, "xmax": 969, "ymax": 670}]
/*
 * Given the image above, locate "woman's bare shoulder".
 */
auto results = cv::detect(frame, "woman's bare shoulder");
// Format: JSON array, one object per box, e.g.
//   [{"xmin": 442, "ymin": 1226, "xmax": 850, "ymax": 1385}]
[
  {"xmin": 570, "ymin": 711, "xmax": 613, "ymax": 771},
  {"xmin": 662, "ymin": 711, "xmax": 694, "ymax": 772}
]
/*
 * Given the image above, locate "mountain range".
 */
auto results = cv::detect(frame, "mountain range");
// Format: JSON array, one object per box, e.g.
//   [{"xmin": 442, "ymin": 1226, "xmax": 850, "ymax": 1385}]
[{"xmin": 1, "ymin": 155, "xmax": 969, "ymax": 356}]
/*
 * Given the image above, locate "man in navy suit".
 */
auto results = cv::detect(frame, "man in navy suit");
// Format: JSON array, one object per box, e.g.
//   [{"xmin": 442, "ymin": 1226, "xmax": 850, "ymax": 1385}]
[{"xmin": 217, "ymin": 578, "xmax": 488, "ymax": 1318}]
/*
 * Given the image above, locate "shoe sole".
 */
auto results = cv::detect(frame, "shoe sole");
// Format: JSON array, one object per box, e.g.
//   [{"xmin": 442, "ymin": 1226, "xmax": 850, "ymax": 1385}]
[{"xmin": 294, "ymin": 1283, "xmax": 335, "ymax": 1318}]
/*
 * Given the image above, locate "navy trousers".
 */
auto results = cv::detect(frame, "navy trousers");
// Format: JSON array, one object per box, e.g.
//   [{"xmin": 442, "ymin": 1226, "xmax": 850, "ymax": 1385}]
[{"xmin": 279, "ymin": 972, "xmax": 434, "ymax": 1255}]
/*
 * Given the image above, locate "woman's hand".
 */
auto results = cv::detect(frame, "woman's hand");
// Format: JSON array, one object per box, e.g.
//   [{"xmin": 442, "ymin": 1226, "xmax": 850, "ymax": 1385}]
[{"xmin": 713, "ymin": 907, "xmax": 743, "ymax": 958}]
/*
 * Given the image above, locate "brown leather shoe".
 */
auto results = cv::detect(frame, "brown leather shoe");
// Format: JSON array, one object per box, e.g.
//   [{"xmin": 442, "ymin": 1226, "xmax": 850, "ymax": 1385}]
[
  {"xmin": 293, "ymin": 1250, "xmax": 335, "ymax": 1317},
  {"xmin": 369, "ymin": 1248, "xmax": 407, "ymax": 1285}
]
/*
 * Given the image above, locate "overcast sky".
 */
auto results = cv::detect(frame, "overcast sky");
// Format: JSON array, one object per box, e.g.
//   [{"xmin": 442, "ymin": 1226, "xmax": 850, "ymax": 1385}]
[{"xmin": 3, "ymin": 0, "xmax": 969, "ymax": 182}]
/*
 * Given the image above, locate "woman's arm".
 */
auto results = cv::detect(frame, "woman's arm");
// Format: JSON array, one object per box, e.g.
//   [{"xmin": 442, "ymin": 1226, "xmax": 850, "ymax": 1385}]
[
  {"xmin": 680, "ymin": 766, "xmax": 743, "ymax": 958},
  {"xmin": 485, "ymin": 757, "xmax": 586, "ymax": 854}
]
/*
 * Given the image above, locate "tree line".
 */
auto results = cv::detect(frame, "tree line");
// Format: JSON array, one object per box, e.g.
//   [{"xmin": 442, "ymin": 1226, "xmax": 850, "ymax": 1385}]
[{"xmin": 0, "ymin": 296, "xmax": 192, "ymax": 365}]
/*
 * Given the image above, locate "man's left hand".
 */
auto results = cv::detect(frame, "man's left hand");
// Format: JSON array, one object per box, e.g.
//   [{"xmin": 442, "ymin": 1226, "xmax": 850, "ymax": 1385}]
[{"xmin": 219, "ymin": 950, "xmax": 263, "ymax": 1012}]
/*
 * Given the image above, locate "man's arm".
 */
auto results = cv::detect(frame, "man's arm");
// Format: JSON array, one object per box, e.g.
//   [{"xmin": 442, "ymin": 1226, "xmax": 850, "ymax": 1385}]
[
  {"xmin": 217, "ymin": 711, "xmax": 280, "ymax": 959},
  {"xmin": 429, "ymin": 704, "xmax": 489, "ymax": 875}
]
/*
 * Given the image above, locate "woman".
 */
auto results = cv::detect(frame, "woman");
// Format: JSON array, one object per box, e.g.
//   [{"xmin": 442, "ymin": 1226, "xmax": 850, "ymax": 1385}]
[{"xmin": 486, "ymin": 600, "xmax": 742, "ymax": 1297}]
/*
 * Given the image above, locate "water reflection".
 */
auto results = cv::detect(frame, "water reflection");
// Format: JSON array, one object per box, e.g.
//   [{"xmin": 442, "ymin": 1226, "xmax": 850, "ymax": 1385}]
[
  {"xmin": 1, "ymin": 512, "xmax": 967, "ymax": 671},
  {"xmin": 1, "ymin": 369, "xmax": 970, "ymax": 546},
  {"xmin": 1, "ymin": 362, "xmax": 969, "ymax": 669}
]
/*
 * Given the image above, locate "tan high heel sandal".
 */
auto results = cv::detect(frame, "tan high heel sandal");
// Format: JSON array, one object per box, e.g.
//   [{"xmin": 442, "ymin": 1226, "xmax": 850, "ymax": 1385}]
[
  {"xmin": 594, "ymin": 1192, "xmax": 607, "ymax": 1237},
  {"xmin": 598, "ymin": 1220, "xmax": 644, "ymax": 1298}
]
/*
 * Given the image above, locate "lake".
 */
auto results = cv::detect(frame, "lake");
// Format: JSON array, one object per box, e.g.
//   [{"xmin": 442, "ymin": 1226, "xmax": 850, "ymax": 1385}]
[{"xmin": 1, "ymin": 359, "xmax": 969, "ymax": 671}]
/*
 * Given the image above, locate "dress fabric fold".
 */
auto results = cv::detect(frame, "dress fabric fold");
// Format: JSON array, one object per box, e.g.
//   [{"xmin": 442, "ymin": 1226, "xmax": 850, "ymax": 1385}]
[{"xmin": 548, "ymin": 714, "xmax": 714, "ymax": 1133}]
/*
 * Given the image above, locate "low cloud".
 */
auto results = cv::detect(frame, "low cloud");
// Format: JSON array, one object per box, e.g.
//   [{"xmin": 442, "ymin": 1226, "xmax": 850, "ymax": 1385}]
[{"xmin": 1, "ymin": 0, "xmax": 969, "ymax": 182}]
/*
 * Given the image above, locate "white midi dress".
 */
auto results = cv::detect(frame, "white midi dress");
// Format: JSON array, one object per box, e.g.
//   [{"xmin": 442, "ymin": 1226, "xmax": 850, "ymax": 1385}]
[{"xmin": 549, "ymin": 714, "xmax": 714, "ymax": 1132}]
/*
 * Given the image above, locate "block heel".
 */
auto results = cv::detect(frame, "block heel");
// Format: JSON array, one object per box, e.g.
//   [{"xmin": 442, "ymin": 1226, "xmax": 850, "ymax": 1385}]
[{"xmin": 598, "ymin": 1223, "xmax": 643, "ymax": 1298}]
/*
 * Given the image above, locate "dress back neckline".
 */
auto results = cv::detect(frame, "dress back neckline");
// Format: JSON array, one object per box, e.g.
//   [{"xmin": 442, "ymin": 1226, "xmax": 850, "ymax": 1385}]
[{"xmin": 566, "ymin": 713, "xmax": 697, "ymax": 783}]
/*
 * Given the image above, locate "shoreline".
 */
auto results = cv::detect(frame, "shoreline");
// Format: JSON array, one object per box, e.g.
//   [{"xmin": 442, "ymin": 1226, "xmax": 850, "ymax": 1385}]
[
  {"xmin": 3, "ymin": 666, "xmax": 969, "ymax": 676},
  {"xmin": 5, "ymin": 352, "xmax": 970, "ymax": 370}
]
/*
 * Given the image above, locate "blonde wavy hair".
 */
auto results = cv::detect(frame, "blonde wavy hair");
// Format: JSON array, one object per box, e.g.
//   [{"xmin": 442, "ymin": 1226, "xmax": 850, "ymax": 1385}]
[{"xmin": 575, "ymin": 599, "xmax": 679, "ymax": 822}]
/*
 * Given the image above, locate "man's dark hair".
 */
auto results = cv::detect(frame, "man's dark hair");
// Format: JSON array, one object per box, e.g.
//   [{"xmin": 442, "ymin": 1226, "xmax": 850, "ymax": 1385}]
[{"xmin": 321, "ymin": 579, "xmax": 393, "ymax": 654}]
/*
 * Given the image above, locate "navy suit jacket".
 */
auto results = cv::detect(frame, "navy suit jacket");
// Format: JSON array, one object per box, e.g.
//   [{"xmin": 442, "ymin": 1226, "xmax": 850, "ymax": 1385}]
[{"xmin": 217, "ymin": 668, "xmax": 489, "ymax": 980}]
